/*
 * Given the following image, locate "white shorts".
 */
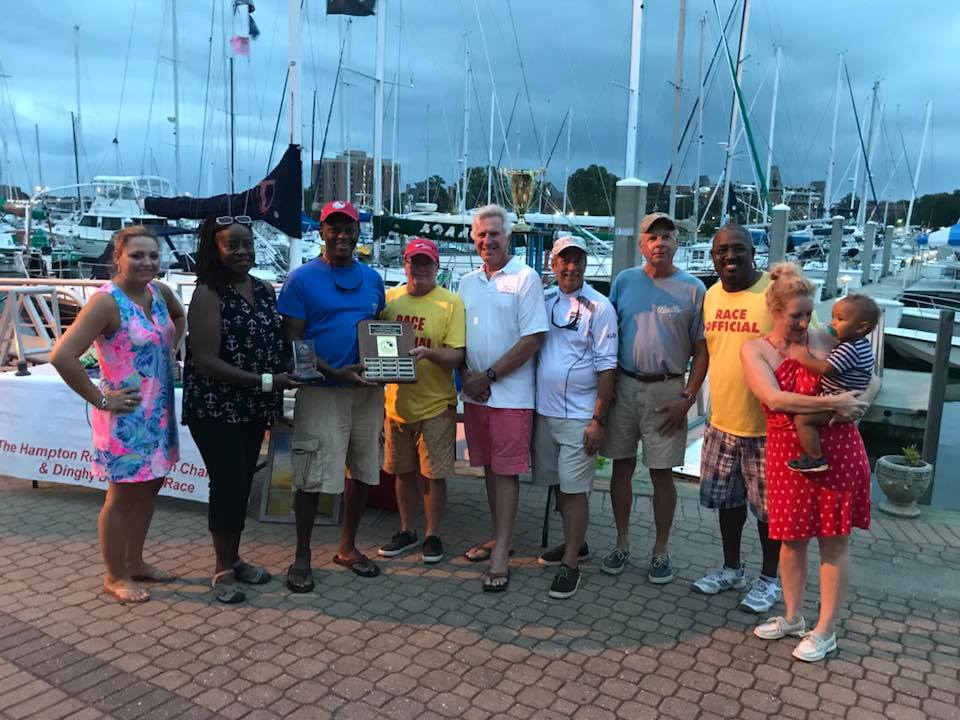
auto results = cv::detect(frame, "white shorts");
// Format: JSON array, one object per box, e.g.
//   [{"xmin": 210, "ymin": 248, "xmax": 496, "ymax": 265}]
[{"xmin": 531, "ymin": 414, "xmax": 596, "ymax": 495}]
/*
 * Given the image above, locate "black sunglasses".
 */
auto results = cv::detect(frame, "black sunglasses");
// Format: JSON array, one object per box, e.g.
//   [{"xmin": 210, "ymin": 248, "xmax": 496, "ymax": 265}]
[
  {"xmin": 215, "ymin": 215, "xmax": 253, "ymax": 226},
  {"xmin": 550, "ymin": 295, "xmax": 583, "ymax": 331},
  {"xmin": 332, "ymin": 261, "xmax": 364, "ymax": 293}
]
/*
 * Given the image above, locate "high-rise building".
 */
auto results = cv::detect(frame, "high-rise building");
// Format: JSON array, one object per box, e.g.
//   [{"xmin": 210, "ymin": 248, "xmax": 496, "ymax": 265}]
[{"xmin": 310, "ymin": 150, "xmax": 399, "ymax": 211}]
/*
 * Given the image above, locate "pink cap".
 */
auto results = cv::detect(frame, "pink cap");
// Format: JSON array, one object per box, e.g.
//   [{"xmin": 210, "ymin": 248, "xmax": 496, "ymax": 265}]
[
  {"xmin": 403, "ymin": 237, "xmax": 440, "ymax": 263},
  {"xmin": 319, "ymin": 200, "xmax": 360, "ymax": 223}
]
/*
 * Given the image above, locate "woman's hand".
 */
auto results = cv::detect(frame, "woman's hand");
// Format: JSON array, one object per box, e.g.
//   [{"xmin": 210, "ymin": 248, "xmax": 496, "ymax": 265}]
[
  {"xmin": 104, "ymin": 387, "xmax": 142, "ymax": 414},
  {"xmin": 273, "ymin": 373, "xmax": 305, "ymax": 391},
  {"xmin": 829, "ymin": 391, "xmax": 869, "ymax": 423}
]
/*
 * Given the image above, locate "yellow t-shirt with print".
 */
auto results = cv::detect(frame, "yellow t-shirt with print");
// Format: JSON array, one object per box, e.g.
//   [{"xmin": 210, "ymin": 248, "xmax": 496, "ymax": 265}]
[
  {"xmin": 704, "ymin": 273, "xmax": 773, "ymax": 437},
  {"xmin": 381, "ymin": 285, "xmax": 466, "ymax": 423}
]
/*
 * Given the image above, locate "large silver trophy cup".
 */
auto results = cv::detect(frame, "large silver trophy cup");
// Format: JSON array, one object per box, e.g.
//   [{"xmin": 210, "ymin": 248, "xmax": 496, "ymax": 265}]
[{"xmin": 503, "ymin": 169, "xmax": 542, "ymax": 232}]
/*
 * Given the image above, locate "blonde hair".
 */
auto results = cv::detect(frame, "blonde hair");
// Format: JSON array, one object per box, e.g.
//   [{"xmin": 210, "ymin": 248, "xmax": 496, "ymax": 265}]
[
  {"xmin": 471, "ymin": 204, "xmax": 513, "ymax": 238},
  {"xmin": 765, "ymin": 262, "xmax": 815, "ymax": 315}
]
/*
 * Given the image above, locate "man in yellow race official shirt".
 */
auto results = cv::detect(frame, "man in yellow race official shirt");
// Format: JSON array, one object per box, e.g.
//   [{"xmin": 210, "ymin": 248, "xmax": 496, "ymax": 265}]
[
  {"xmin": 376, "ymin": 238, "xmax": 466, "ymax": 564},
  {"xmin": 693, "ymin": 223, "xmax": 783, "ymax": 614}
]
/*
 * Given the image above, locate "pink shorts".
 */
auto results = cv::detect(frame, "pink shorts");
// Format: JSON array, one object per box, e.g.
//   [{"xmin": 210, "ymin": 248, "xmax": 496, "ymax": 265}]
[{"xmin": 463, "ymin": 404, "xmax": 533, "ymax": 476}]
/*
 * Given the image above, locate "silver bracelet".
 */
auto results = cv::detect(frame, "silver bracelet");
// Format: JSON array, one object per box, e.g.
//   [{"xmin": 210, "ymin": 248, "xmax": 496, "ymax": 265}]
[{"xmin": 261, "ymin": 373, "xmax": 274, "ymax": 392}]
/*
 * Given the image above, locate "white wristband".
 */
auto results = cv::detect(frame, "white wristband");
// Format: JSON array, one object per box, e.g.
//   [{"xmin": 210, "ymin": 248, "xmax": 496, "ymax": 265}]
[{"xmin": 261, "ymin": 373, "xmax": 274, "ymax": 392}]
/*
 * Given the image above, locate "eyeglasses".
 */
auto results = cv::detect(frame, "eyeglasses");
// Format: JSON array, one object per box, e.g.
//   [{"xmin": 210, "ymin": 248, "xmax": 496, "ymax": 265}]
[
  {"xmin": 332, "ymin": 261, "xmax": 364, "ymax": 293},
  {"xmin": 551, "ymin": 295, "xmax": 583, "ymax": 331},
  {"xmin": 215, "ymin": 215, "xmax": 253, "ymax": 226}
]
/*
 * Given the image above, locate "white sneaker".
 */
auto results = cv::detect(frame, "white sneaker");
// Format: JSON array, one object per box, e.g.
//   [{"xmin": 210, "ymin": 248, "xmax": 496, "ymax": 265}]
[
  {"xmin": 740, "ymin": 577, "xmax": 782, "ymax": 613},
  {"xmin": 754, "ymin": 615, "xmax": 806, "ymax": 640},
  {"xmin": 792, "ymin": 632, "xmax": 837, "ymax": 662},
  {"xmin": 693, "ymin": 566, "xmax": 746, "ymax": 594}
]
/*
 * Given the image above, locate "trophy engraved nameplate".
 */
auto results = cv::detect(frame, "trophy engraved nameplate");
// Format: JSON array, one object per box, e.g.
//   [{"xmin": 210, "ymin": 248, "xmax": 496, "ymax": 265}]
[
  {"xmin": 504, "ymin": 168, "xmax": 543, "ymax": 232},
  {"xmin": 358, "ymin": 320, "xmax": 417, "ymax": 383},
  {"xmin": 291, "ymin": 340, "xmax": 326, "ymax": 382}
]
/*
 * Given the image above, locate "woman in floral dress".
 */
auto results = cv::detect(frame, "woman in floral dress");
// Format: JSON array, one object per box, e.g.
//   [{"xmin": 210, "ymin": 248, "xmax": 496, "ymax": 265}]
[{"xmin": 52, "ymin": 226, "xmax": 185, "ymax": 603}]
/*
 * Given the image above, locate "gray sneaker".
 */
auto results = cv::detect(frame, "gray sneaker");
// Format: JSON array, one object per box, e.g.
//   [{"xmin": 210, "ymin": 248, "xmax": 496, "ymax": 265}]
[
  {"xmin": 600, "ymin": 547, "xmax": 631, "ymax": 575},
  {"xmin": 648, "ymin": 554, "xmax": 674, "ymax": 584}
]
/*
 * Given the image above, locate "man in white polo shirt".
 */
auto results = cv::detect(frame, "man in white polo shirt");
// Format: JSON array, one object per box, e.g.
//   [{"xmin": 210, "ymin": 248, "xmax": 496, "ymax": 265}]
[
  {"xmin": 533, "ymin": 236, "xmax": 618, "ymax": 599},
  {"xmin": 459, "ymin": 204, "xmax": 548, "ymax": 593}
]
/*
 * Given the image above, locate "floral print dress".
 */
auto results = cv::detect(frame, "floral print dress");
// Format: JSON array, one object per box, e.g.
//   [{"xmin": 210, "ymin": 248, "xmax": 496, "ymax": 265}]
[{"xmin": 91, "ymin": 281, "xmax": 180, "ymax": 483}]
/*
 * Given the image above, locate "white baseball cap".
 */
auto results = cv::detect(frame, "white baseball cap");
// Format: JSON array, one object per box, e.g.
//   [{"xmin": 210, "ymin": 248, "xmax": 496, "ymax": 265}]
[{"xmin": 551, "ymin": 235, "xmax": 588, "ymax": 257}]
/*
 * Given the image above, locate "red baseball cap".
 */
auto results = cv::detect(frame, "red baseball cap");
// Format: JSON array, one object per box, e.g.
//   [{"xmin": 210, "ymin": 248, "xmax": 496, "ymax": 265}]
[
  {"xmin": 403, "ymin": 237, "xmax": 440, "ymax": 263},
  {"xmin": 319, "ymin": 200, "xmax": 360, "ymax": 223}
]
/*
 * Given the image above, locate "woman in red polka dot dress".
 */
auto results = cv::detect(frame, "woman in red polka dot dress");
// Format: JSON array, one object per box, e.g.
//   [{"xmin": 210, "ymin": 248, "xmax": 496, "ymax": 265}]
[{"xmin": 740, "ymin": 263, "xmax": 878, "ymax": 662}]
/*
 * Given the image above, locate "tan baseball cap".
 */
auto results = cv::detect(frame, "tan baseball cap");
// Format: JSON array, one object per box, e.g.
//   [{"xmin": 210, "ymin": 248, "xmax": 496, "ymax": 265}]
[{"xmin": 638, "ymin": 212, "xmax": 676, "ymax": 234}]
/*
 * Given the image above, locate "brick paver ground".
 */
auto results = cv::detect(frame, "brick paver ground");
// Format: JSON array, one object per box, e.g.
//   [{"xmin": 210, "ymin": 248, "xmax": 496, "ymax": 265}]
[{"xmin": 0, "ymin": 475, "xmax": 958, "ymax": 720}]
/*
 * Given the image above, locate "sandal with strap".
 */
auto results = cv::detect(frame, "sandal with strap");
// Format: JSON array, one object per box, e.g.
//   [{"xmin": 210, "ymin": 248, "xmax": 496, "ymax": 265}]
[
  {"xmin": 233, "ymin": 560, "xmax": 271, "ymax": 585},
  {"xmin": 212, "ymin": 570, "xmax": 246, "ymax": 604},
  {"xmin": 285, "ymin": 564, "xmax": 315, "ymax": 593},
  {"xmin": 103, "ymin": 580, "xmax": 150, "ymax": 604},
  {"xmin": 482, "ymin": 569, "xmax": 511, "ymax": 593}
]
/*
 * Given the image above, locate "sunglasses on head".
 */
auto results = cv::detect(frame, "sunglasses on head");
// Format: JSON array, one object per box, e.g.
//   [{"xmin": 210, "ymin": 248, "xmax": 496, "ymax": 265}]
[{"xmin": 215, "ymin": 215, "xmax": 253, "ymax": 226}]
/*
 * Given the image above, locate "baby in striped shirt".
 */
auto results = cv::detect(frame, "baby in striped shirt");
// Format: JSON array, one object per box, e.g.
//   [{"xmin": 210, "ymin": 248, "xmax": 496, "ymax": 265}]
[{"xmin": 787, "ymin": 294, "xmax": 880, "ymax": 473}]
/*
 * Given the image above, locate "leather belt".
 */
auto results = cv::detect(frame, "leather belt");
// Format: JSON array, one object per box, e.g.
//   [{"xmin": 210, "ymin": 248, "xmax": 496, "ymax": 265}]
[{"xmin": 618, "ymin": 367, "xmax": 684, "ymax": 383}]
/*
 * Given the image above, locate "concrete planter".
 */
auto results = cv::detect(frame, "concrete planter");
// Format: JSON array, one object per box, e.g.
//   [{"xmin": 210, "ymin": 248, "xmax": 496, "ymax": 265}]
[{"xmin": 875, "ymin": 455, "xmax": 933, "ymax": 518}]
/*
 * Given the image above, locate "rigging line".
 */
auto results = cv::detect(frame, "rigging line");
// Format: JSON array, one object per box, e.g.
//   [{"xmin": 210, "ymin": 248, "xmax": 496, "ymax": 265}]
[
  {"xmin": 898, "ymin": 120, "xmax": 917, "ymax": 198},
  {"xmin": 196, "ymin": 0, "xmax": 217, "ymax": 194},
  {"xmin": 472, "ymin": 0, "xmax": 513, "ymax": 170},
  {"xmin": 0, "ymin": 74, "xmax": 33, "ymax": 192},
  {"xmin": 113, "ymin": 0, "xmax": 139, "ymax": 144},
  {"xmin": 266, "ymin": 67, "xmax": 290, "ymax": 174},
  {"xmin": 842, "ymin": 62, "xmax": 880, "ymax": 222},
  {"xmin": 651, "ymin": 1, "xmax": 738, "ymax": 209},
  {"xmin": 505, "ymin": 0, "xmax": 542, "ymax": 166},
  {"xmin": 311, "ymin": 31, "xmax": 347, "ymax": 210}
]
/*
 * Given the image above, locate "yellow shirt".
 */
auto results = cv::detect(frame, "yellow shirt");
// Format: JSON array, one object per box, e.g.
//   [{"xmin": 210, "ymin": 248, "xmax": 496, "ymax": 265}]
[
  {"xmin": 704, "ymin": 273, "xmax": 772, "ymax": 437},
  {"xmin": 381, "ymin": 285, "xmax": 466, "ymax": 423}
]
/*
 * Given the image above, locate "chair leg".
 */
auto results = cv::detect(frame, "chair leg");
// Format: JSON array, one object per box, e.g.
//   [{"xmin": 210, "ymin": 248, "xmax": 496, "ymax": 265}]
[{"xmin": 541, "ymin": 484, "xmax": 553, "ymax": 548}]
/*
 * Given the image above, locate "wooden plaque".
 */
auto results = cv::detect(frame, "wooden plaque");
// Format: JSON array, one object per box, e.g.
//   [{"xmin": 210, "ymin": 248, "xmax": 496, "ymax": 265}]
[{"xmin": 358, "ymin": 320, "xmax": 418, "ymax": 383}]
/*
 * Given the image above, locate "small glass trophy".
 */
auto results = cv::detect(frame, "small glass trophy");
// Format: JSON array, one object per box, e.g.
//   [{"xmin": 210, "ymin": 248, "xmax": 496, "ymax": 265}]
[{"xmin": 291, "ymin": 340, "xmax": 326, "ymax": 383}]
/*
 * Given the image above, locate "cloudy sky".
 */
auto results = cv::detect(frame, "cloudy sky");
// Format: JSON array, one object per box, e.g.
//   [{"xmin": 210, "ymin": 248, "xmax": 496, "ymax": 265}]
[{"xmin": 0, "ymin": 0, "xmax": 955, "ymax": 210}]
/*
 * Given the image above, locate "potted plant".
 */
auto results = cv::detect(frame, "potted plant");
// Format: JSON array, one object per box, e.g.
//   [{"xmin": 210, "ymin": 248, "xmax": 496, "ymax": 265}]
[{"xmin": 875, "ymin": 445, "xmax": 934, "ymax": 518}]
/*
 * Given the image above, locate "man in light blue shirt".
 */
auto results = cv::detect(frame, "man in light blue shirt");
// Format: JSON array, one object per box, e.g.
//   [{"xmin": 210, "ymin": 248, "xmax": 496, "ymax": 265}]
[{"xmin": 599, "ymin": 212, "xmax": 708, "ymax": 585}]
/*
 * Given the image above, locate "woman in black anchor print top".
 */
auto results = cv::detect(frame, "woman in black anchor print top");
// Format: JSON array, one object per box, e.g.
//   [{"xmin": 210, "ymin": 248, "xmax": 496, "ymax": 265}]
[{"xmin": 182, "ymin": 215, "xmax": 300, "ymax": 603}]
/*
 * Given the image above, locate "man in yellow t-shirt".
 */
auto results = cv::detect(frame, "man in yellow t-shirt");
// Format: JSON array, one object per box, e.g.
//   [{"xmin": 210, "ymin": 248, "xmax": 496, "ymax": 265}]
[
  {"xmin": 376, "ymin": 238, "xmax": 466, "ymax": 565},
  {"xmin": 693, "ymin": 223, "xmax": 783, "ymax": 614}
]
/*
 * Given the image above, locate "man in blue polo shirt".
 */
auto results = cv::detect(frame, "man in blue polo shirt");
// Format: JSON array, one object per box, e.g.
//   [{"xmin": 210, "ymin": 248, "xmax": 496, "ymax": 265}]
[{"xmin": 278, "ymin": 200, "xmax": 386, "ymax": 591}]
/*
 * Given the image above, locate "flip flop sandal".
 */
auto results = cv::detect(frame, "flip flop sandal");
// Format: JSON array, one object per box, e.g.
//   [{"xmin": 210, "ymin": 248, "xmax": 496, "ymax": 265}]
[
  {"xmin": 482, "ymin": 569, "xmax": 511, "ymax": 593},
  {"xmin": 212, "ymin": 571, "xmax": 246, "ymax": 604},
  {"xmin": 285, "ymin": 564, "xmax": 315, "ymax": 593},
  {"xmin": 104, "ymin": 582, "xmax": 151, "ymax": 604},
  {"xmin": 332, "ymin": 554, "xmax": 381, "ymax": 578},
  {"xmin": 130, "ymin": 566, "xmax": 176, "ymax": 583},
  {"xmin": 464, "ymin": 545, "xmax": 515, "ymax": 563},
  {"xmin": 233, "ymin": 560, "xmax": 271, "ymax": 585}
]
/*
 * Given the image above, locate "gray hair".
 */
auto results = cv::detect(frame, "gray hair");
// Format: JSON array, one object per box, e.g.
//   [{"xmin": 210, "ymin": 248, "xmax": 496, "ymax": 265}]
[{"xmin": 471, "ymin": 204, "xmax": 513, "ymax": 238}]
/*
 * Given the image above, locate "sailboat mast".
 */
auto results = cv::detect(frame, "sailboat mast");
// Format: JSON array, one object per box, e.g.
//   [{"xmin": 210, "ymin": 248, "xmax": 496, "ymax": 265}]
[
  {"xmin": 390, "ymin": 16, "xmax": 401, "ymax": 215},
  {"xmin": 624, "ymin": 0, "xmax": 643, "ymax": 178},
  {"xmin": 34, "ymin": 124, "xmax": 42, "ymax": 191},
  {"xmin": 70, "ymin": 113, "xmax": 81, "ymax": 204},
  {"xmin": 720, "ymin": 0, "xmax": 751, "ymax": 225},
  {"xmin": 73, "ymin": 26, "xmax": 83, "ymax": 140},
  {"xmin": 372, "ymin": 0, "xmax": 387, "ymax": 220},
  {"xmin": 668, "ymin": 0, "xmax": 686, "ymax": 218},
  {"xmin": 856, "ymin": 81, "xmax": 879, "ymax": 228},
  {"xmin": 562, "ymin": 107, "xmax": 572, "ymax": 215},
  {"xmin": 288, "ymin": 0, "xmax": 303, "ymax": 270},
  {"xmin": 904, "ymin": 100, "xmax": 932, "ymax": 237},
  {"xmin": 171, "ymin": 0, "xmax": 181, "ymax": 195},
  {"xmin": 459, "ymin": 37, "xmax": 470, "ymax": 215},
  {"xmin": 229, "ymin": 58, "xmax": 235, "ymax": 195},
  {"xmin": 823, "ymin": 53, "xmax": 843, "ymax": 218},
  {"xmin": 487, "ymin": 90, "xmax": 495, "ymax": 205},
  {"xmin": 694, "ymin": 15, "xmax": 705, "ymax": 239},
  {"xmin": 763, "ymin": 45, "xmax": 781, "ymax": 221}
]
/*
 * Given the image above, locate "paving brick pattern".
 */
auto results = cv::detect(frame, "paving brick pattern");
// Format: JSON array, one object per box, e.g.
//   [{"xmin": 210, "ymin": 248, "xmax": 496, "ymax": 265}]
[{"xmin": 0, "ymin": 476, "xmax": 958, "ymax": 719}]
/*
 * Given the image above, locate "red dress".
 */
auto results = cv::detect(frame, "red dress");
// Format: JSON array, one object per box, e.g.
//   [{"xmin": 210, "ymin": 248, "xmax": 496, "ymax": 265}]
[{"xmin": 763, "ymin": 352, "xmax": 871, "ymax": 541}]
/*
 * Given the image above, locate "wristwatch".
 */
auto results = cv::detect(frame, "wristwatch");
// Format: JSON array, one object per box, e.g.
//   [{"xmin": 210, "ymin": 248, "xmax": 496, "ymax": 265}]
[
  {"xmin": 592, "ymin": 414, "xmax": 608, "ymax": 426},
  {"xmin": 98, "ymin": 394, "xmax": 108, "ymax": 410},
  {"xmin": 485, "ymin": 368, "xmax": 498, "ymax": 382},
  {"xmin": 680, "ymin": 392, "xmax": 694, "ymax": 403}
]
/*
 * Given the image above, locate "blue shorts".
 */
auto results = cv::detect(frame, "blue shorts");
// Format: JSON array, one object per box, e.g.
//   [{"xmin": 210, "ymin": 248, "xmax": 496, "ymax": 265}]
[{"xmin": 699, "ymin": 424, "xmax": 767, "ymax": 521}]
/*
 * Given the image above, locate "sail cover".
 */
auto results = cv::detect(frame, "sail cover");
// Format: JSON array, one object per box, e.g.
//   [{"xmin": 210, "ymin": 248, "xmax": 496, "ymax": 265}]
[{"xmin": 144, "ymin": 144, "xmax": 302, "ymax": 239}]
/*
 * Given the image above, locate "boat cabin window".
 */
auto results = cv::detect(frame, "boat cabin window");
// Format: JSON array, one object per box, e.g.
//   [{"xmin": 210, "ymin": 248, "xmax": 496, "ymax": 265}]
[
  {"xmin": 139, "ymin": 218, "xmax": 168, "ymax": 226},
  {"xmin": 102, "ymin": 217, "xmax": 123, "ymax": 231},
  {"xmin": 79, "ymin": 215, "xmax": 99, "ymax": 228}
]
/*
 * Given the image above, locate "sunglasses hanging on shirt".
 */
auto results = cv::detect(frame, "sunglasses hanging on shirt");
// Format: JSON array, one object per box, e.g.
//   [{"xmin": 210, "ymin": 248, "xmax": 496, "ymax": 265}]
[{"xmin": 550, "ymin": 295, "xmax": 583, "ymax": 331}]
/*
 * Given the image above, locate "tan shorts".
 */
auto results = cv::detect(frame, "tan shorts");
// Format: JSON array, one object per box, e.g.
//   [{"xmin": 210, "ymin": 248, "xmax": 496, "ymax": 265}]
[
  {"xmin": 531, "ymin": 414, "xmax": 596, "ymax": 494},
  {"xmin": 600, "ymin": 372, "xmax": 687, "ymax": 469},
  {"xmin": 383, "ymin": 406, "xmax": 457, "ymax": 480},
  {"xmin": 291, "ymin": 385, "xmax": 384, "ymax": 494}
]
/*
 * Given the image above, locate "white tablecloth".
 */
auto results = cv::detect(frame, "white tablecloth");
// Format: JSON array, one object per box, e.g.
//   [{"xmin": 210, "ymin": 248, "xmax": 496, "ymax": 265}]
[{"xmin": 0, "ymin": 364, "xmax": 209, "ymax": 502}]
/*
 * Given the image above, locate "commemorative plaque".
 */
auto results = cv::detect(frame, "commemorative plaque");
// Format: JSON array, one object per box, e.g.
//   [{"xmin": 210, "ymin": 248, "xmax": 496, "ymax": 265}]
[
  {"xmin": 358, "ymin": 320, "xmax": 417, "ymax": 383},
  {"xmin": 290, "ymin": 340, "xmax": 326, "ymax": 383}
]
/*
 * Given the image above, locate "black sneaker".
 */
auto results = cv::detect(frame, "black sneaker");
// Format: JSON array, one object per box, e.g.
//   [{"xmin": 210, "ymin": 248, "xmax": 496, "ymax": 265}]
[
  {"xmin": 378, "ymin": 530, "xmax": 419, "ymax": 557},
  {"xmin": 787, "ymin": 456, "xmax": 829, "ymax": 473},
  {"xmin": 538, "ymin": 542, "xmax": 589, "ymax": 567},
  {"xmin": 548, "ymin": 564, "xmax": 581, "ymax": 599},
  {"xmin": 421, "ymin": 535, "xmax": 444, "ymax": 564}
]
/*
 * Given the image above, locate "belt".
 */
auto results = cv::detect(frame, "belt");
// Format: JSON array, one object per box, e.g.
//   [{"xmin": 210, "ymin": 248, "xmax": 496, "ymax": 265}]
[{"xmin": 618, "ymin": 367, "xmax": 684, "ymax": 383}]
